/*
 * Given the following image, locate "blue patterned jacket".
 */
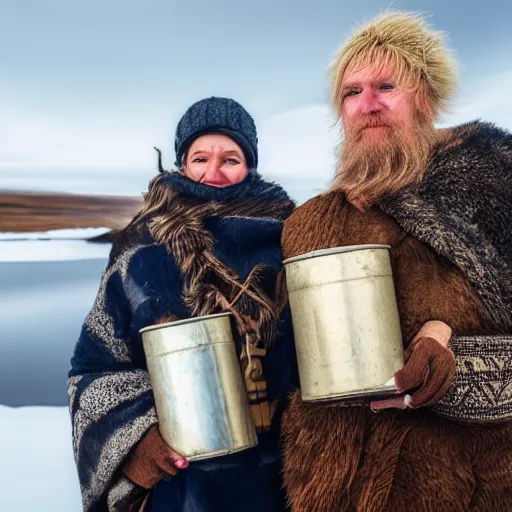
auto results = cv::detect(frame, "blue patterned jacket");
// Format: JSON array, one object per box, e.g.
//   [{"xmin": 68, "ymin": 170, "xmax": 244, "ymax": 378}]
[{"xmin": 68, "ymin": 172, "xmax": 298, "ymax": 511}]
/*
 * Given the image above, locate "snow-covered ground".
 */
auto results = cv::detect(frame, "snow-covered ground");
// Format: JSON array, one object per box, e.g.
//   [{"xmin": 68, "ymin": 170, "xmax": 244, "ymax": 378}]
[
  {"xmin": 0, "ymin": 228, "xmax": 112, "ymax": 262},
  {"xmin": 0, "ymin": 227, "xmax": 111, "ymax": 241},
  {"xmin": 0, "ymin": 235, "xmax": 100, "ymax": 506},
  {"xmin": 0, "ymin": 405, "xmax": 82, "ymax": 510},
  {"xmin": 0, "ymin": 239, "xmax": 112, "ymax": 262}
]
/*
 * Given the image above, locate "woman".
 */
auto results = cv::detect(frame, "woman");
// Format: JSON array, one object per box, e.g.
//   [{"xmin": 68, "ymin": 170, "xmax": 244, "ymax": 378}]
[{"xmin": 68, "ymin": 97, "xmax": 298, "ymax": 511}]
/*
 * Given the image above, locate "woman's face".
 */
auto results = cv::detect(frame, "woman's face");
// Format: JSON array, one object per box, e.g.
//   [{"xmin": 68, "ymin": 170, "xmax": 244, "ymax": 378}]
[{"xmin": 182, "ymin": 134, "xmax": 249, "ymax": 187}]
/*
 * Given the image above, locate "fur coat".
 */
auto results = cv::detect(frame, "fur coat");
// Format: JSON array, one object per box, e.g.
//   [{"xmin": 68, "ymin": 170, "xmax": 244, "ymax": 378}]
[
  {"xmin": 281, "ymin": 121, "xmax": 512, "ymax": 512},
  {"xmin": 68, "ymin": 172, "xmax": 297, "ymax": 511}
]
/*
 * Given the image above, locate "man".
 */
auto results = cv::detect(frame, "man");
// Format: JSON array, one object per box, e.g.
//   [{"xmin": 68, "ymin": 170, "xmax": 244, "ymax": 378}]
[{"xmin": 281, "ymin": 12, "xmax": 511, "ymax": 512}]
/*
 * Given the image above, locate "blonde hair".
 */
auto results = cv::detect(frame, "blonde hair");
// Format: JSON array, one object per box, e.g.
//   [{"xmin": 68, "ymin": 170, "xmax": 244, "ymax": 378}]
[{"xmin": 330, "ymin": 12, "xmax": 457, "ymax": 120}]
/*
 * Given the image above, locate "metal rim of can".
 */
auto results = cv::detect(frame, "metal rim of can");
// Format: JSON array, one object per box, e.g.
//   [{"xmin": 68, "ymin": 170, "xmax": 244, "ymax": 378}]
[
  {"xmin": 139, "ymin": 312, "xmax": 232, "ymax": 335},
  {"xmin": 186, "ymin": 441, "xmax": 259, "ymax": 462},
  {"xmin": 302, "ymin": 383, "xmax": 399, "ymax": 402},
  {"xmin": 282, "ymin": 244, "xmax": 391, "ymax": 266}
]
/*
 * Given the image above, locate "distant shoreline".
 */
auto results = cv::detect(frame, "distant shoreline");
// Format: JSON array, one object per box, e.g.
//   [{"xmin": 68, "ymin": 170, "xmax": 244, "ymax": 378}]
[{"xmin": 0, "ymin": 190, "xmax": 142, "ymax": 233}]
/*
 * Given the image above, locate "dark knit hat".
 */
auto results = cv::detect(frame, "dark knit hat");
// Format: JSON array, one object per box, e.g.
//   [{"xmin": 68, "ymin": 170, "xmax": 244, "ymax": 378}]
[{"xmin": 174, "ymin": 97, "xmax": 258, "ymax": 169}]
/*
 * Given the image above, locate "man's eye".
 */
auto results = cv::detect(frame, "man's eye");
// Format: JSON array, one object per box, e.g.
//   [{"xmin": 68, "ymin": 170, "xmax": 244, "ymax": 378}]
[
  {"xmin": 344, "ymin": 89, "xmax": 360, "ymax": 98},
  {"xmin": 380, "ymin": 82, "xmax": 394, "ymax": 90},
  {"xmin": 193, "ymin": 157, "xmax": 207, "ymax": 163},
  {"xmin": 225, "ymin": 158, "xmax": 240, "ymax": 165}
]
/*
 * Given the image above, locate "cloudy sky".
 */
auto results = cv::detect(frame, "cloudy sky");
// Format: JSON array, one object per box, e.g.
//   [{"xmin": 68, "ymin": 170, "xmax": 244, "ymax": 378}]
[{"xmin": 1, "ymin": 0, "xmax": 511, "ymax": 200}]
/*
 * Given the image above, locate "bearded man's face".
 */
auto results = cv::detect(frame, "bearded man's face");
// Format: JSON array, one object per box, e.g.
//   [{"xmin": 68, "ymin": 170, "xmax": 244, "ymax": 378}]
[
  {"xmin": 341, "ymin": 62, "xmax": 416, "ymax": 150},
  {"xmin": 333, "ymin": 61, "xmax": 436, "ymax": 208}
]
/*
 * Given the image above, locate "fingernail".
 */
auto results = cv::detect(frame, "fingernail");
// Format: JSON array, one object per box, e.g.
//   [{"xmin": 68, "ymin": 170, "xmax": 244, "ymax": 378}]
[{"xmin": 175, "ymin": 459, "xmax": 189, "ymax": 469}]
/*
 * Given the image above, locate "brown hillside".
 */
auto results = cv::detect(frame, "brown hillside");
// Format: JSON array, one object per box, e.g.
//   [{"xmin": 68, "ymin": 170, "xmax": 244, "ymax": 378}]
[{"xmin": 0, "ymin": 190, "xmax": 142, "ymax": 233}]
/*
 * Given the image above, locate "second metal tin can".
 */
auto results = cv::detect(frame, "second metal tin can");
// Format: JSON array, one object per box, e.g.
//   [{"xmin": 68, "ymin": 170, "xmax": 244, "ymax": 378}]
[{"xmin": 284, "ymin": 245, "xmax": 404, "ymax": 402}]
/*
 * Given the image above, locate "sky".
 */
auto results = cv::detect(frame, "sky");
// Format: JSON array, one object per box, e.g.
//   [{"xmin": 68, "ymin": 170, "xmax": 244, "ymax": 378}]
[
  {"xmin": 1, "ymin": 0, "xmax": 512, "ymax": 200},
  {"xmin": 0, "ymin": 6, "xmax": 511, "ymax": 507}
]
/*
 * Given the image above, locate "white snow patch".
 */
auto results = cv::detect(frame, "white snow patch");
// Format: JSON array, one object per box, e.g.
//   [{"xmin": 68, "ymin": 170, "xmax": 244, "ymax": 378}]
[
  {"xmin": 0, "ymin": 405, "xmax": 82, "ymax": 510},
  {"xmin": 0, "ymin": 240, "xmax": 111, "ymax": 262},
  {"xmin": 0, "ymin": 227, "xmax": 111, "ymax": 241}
]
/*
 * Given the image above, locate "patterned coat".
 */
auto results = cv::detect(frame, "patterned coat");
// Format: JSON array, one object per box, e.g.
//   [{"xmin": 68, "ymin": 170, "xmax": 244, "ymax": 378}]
[{"xmin": 68, "ymin": 172, "xmax": 297, "ymax": 511}]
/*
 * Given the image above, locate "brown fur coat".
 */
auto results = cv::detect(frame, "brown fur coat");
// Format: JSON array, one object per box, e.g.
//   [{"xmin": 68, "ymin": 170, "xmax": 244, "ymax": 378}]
[{"xmin": 281, "ymin": 123, "xmax": 512, "ymax": 512}]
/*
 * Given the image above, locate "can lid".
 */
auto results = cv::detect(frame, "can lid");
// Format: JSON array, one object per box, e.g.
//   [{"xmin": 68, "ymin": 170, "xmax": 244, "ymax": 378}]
[
  {"xmin": 283, "ymin": 244, "xmax": 391, "ymax": 266},
  {"xmin": 139, "ymin": 312, "xmax": 231, "ymax": 335}
]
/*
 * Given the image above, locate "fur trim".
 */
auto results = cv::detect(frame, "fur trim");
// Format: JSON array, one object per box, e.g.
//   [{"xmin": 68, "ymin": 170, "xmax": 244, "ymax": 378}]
[
  {"xmin": 108, "ymin": 171, "xmax": 294, "ymax": 268},
  {"xmin": 284, "ymin": 391, "xmax": 512, "ymax": 512},
  {"xmin": 145, "ymin": 175, "xmax": 293, "ymax": 348},
  {"xmin": 157, "ymin": 170, "xmax": 293, "ymax": 205},
  {"xmin": 330, "ymin": 11, "xmax": 457, "ymax": 117},
  {"xmin": 379, "ymin": 121, "xmax": 512, "ymax": 330}
]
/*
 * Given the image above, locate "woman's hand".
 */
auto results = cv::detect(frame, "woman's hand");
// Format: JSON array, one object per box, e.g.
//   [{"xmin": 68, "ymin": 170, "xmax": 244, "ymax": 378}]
[
  {"xmin": 123, "ymin": 425, "xmax": 189, "ymax": 489},
  {"xmin": 371, "ymin": 321, "xmax": 456, "ymax": 411}
]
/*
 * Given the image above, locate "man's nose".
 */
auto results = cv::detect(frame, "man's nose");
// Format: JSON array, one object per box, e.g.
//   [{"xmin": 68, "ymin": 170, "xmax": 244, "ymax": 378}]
[{"xmin": 359, "ymin": 90, "xmax": 383, "ymax": 115}]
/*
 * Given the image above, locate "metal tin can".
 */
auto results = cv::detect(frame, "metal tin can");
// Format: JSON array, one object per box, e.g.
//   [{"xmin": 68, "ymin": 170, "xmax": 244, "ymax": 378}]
[
  {"xmin": 284, "ymin": 245, "xmax": 404, "ymax": 401},
  {"xmin": 140, "ymin": 313, "xmax": 257, "ymax": 461}
]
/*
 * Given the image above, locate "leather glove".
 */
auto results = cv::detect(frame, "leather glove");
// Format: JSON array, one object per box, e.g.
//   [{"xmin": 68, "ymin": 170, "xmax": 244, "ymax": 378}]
[
  {"xmin": 395, "ymin": 335, "xmax": 456, "ymax": 407},
  {"xmin": 123, "ymin": 425, "xmax": 189, "ymax": 489},
  {"xmin": 371, "ymin": 321, "xmax": 456, "ymax": 411}
]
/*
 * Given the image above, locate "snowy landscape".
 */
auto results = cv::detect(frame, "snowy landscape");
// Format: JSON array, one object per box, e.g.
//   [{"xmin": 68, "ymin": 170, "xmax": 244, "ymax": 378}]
[
  {"xmin": 1, "ymin": 91, "xmax": 510, "ymax": 506},
  {"xmin": 1, "ymin": 1, "xmax": 511, "ymax": 510}
]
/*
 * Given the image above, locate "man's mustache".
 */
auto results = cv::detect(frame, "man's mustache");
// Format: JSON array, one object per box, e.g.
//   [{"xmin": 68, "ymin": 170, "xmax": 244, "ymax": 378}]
[{"xmin": 351, "ymin": 115, "xmax": 395, "ymax": 136}]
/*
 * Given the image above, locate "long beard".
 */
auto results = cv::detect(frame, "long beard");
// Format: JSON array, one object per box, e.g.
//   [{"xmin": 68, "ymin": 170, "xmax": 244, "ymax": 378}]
[{"xmin": 332, "ymin": 113, "xmax": 437, "ymax": 208}]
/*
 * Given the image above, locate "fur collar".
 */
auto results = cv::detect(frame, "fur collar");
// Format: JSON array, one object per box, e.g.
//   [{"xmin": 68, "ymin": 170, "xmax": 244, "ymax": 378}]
[
  {"xmin": 158, "ymin": 171, "xmax": 294, "ymax": 208},
  {"xmin": 143, "ymin": 172, "xmax": 292, "ymax": 344},
  {"xmin": 109, "ymin": 172, "xmax": 295, "ymax": 264},
  {"xmin": 379, "ymin": 120, "xmax": 512, "ymax": 329},
  {"xmin": 110, "ymin": 170, "xmax": 295, "ymax": 342}
]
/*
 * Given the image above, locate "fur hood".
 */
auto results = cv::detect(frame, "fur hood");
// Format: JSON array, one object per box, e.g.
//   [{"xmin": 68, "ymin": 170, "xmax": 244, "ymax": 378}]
[{"xmin": 379, "ymin": 120, "xmax": 512, "ymax": 329}]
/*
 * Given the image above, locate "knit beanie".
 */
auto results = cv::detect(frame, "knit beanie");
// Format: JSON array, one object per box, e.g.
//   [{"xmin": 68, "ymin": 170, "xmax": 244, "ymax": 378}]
[{"xmin": 174, "ymin": 97, "xmax": 258, "ymax": 169}]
